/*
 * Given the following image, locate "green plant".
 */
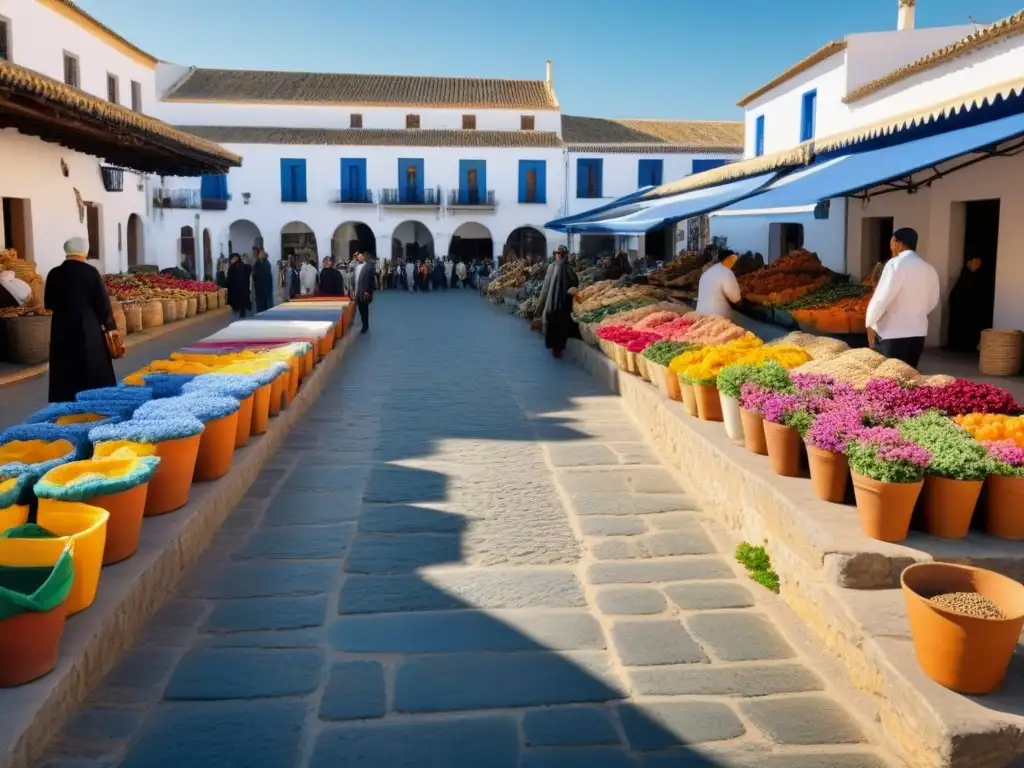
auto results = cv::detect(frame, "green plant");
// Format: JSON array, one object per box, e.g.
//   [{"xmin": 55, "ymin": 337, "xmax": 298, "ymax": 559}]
[
  {"xmin": 735, "ymin": 541, "xmax": 780, "ymax": 593},
  {"xmin": 716, "ymin": 363, "xmax": 758, "ymax": 399},
  {"xmin": 897, "ymin": 411, "xmax": 995, "ymax": 481},
  {"xmin": 748, "ymin": 360, "xmax": 795, "ymax": 394},
  {"xmin": 642, "ymin": 340, "xmax": 693, "ymax": 366},
  {"xmin": 845, "ymin": 428, "xmax": 931, "ymax": 484},
  {"xmin": 784, "ymin": 408, "xmax": 814, "ymax": 438}
]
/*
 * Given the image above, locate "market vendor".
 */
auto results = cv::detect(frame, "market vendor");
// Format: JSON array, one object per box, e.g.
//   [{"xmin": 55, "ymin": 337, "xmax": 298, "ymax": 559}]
[
  {"xmin": 865, "ymin": 227, "xmax": 940, "ymax": 368},
  {"xmin": 946, "ymin": 256, "xmax": 994, "ymax": 353},
  {"xmin": 696, "ymin": 249, "xmax": 741, "ymax": 317}
]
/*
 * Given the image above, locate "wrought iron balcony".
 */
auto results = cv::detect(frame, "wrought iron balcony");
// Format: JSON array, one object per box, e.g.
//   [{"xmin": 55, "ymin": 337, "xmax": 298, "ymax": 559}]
[
  {"xmin": 447, "ymin": 189, "xmax": 496, "ymax": 209},
  {"xmin": 154, "ymin": 189, "xmax": 200, "ymax": 209},
  {"xmin": 330, "ymin": 189, "xmax": 376, "ymax": 205},
  {"xmin": 379, "ymin": 187, "xmax": 441, "ymax": 207}
]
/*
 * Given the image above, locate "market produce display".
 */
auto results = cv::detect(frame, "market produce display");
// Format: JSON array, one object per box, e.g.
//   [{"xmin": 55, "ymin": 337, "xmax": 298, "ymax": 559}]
[
  {"xmin": 0, "ymin": 248, "xmax": 44, "ymax": 307},
  {"xmin": 103, "ymin": 272, "xmax": 218, "ymax": 302},
  {"xmin": 573, "ymin": 282, "xmax": 668, "ymax": 315},
  {"xmin": 954, "ymin": 414, "xmax": 1024, "ymax": 447},
  {"xmin": 484, "ymin": 259, "xmax": 533, "ymax": 299},
  {"xmin": 737, "ymin": 249, "xmax": 829, "ymax": 306}
]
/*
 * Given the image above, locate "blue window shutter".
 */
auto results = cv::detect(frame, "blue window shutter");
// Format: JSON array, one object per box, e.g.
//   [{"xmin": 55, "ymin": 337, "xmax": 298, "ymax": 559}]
[
  {"xmin": 536, "ymin": 161, "xmax": 546, "ymax": 204},
  {"xmin": 755, "ymin": 116, "xmax": 765, "ymax": 157},
  {"xmin": 340, "ymin": 158, "xmax": 349, "ymax": 199},
  {"xmin": 294, "ymin": 161, "xmax": 307, "ymax": 202},
  {"xmin": 801, "ymin": 90, "xmax": 817, "ymax": 141},
  {"xmin": 692, "ymin": 158, "xmax": 728, "ymax": 174},
  {"xmin": 638, "ymin": 159, "xmax": 663, "ymax": 188},
  {"xmin": 594, "ymin": 159, "xmax": 603, "ymax": 198},
  {"xmin": 518, "ymin": 160, "xmax": 528, "ymax": 203},
  {"xmin": 200, "ymin": 175, "xmax": 216, "ymax": 199},
  {"xmin": 576, "ymin": 159, "xmax": 587, "ymax": 198},
  {"xmin": 218, "ymin": 174, "xmax": 229, "ymax": 200},
  {"xmin": 280, "ymin": 160, "xmax": 293, "ymax": 202}
]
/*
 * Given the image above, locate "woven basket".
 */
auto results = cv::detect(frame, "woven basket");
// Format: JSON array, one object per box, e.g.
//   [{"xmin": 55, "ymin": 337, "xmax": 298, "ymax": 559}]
[
  {"xmin": 208, "ymin": 292, "xmax": 220, "ymax": 309},
  {"xmin": 197, "ymin": 294, "xmax": 207, "ymax": 313},
  {"xmin": 979, "ymin": 329, "xmax": 1023, "ymax": 376},
  {"xmin": 219, "ymin": 288, "xmax": 227, "ymax": 305},
  {"xmin": 161, "ymin": 299, "xmax": 178, "ymax": 323},
  {"xmin": 123, "ymin": 302, "xmax": 143, "ymax": 334},
  {"xmin": 174, "ymin": 298, "xmax": 188, "ymax": 319},
  {"xmin": 185, "ymin": 298, "xmax": 198, "ymax": 318},
  {"xmin": 110, "ymin": 300, "xmax": 127, "ymax": 337},
  {"xmin": 141, "ymin": 300, "xmax": 164, "ymax": 329},
  {"xmin": 3, "ymin": 315, "xmax": 50, "ymax": 365},
  {"xmin": 636, "ymin": 353, "xmax": 650, "ymax": 381}
]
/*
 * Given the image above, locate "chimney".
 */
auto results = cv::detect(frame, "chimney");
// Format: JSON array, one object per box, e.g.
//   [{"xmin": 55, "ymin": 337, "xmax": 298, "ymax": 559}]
[
  {"xmin": 546, "ymin": 60, "xmax": 553, "ymax": 84},
  {"xmin": 898, "ymin": 0, "xmax": 916, "ymax": 30}
]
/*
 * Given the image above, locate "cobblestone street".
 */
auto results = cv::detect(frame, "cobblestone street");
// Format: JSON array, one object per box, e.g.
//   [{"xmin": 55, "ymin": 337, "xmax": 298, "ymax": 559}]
[{"xmin": 43, "ymin": 292, "xmax": 889, "ymax": 767}]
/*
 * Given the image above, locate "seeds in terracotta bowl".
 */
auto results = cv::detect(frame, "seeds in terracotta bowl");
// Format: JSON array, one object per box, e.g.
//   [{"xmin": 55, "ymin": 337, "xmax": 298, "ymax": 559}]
[{"xmin": 929, "ymin": 592, "xmax": 1005, "ymax": 619}]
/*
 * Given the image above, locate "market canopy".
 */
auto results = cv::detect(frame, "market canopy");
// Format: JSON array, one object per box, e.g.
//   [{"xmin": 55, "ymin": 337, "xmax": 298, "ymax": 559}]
[
  {"xmin": 544, "ymin": 186, "xmax": 654, "ymax": 232},
  {"xmin": 0, "ymin": 60, "xmax": 241, "ymax": 175},
  {"xmin": 717, "ymin": 110, "xmax": 1024, "ymax": 215},
  {"xmin": 566, "ymin": 172, "xmax": 778, "ymax": 235}
]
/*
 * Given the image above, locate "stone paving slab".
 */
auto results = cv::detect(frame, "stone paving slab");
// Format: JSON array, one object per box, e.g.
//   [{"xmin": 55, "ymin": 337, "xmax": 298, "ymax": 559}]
[{"xmin": 39, "ymin": 295, "xmax": 891, "ymax": 768}]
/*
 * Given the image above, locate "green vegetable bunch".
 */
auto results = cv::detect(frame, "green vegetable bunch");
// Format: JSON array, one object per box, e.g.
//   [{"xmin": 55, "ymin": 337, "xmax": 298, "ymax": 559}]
[
  {"xmin": 898, "ymin": 410, "xmax": 996, "ymax": 481},
  {"xmin": 575, "ymin": 298, "xmax": 654, "ymax": 324},
  {"xmin": 642, "ymin": 340, "xmax": 695, "ymax": 366},
  {"xmin": 749, "ymin": 361, "xmax": 795, "ymax": 394},
  {"xmin": 716, "ymin": 363, "xmax": 759, "ymax": 399}
]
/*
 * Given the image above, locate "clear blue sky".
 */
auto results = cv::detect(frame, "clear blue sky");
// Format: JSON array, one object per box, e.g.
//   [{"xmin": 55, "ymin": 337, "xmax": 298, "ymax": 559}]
[{"xmin": 79, "ymin": 0, "xmax": 1022, "ymax": 120}]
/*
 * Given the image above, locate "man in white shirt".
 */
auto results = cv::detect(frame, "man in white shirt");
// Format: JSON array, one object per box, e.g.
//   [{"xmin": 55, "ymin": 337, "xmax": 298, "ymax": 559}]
[
  {"xmin": 696, "ymin": 250, "xmax": 741, "ymax": 317},
  {"xmin": 865, "ymin": 227, "xmax": 940, "ymax": 368}
]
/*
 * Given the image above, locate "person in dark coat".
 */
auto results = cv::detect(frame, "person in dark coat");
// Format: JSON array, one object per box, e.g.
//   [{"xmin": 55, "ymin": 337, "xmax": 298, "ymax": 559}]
[
  {"xmin": 946, "ymin": 256, "xmax": 994, "ymax": 353},
  {"xmin": 44, "ymin": 237, "xmax": 117, "ymax": 402},
  {"xmin": 319, "ymin": 257, "xmax": 345, "ymax": 296},
  {"xmin": 252, "ymin": 249, "xmax": 274, "ymax": 313},
  {"xmin": 543, "ymin": 245, "xmax": 579, "ymax": 359},
  {"xmin": 353, "ymin": 250, "xmax": 375, "ymax": 333},
  {"xmin": 226, "ymin": 254, "xmax": 251, "ymax": 318}
]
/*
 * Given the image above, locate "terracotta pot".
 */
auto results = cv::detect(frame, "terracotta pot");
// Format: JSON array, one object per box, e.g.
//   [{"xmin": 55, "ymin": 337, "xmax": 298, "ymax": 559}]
[
  {"xmin": 680, "ymin": 382, "xmax": 698, "ymax": 417},
  {"xmin": 693, "ymin": 384, "xmax": 723, "ymax": 422},
  {"xmin": 763, "ymin": 421, "xmax": 802, "ymax": 477},
  {"xmin": 636, "ymin": 354, "xmax": 650, "ymax": 381},
  {"xmin": 806, "ymin": 444, "xmax": 849, "ymax": 503},
  {"xmin": 268, "ymin": 374, "xmax": 284, "ymax": 418},
  {"xmin": 921, "ymin": 475, "xmax": 983, "ymax": 539},
  {"xmin": 235, "ymin": 395, "xmax": 255, "ymax": 448},
  {"xmin": 659, "ymin": 363, "xmax": 682, "ymax": 402},
  {"xmin": 251, "ymin": 384, "xmax": 272, "ymax": 436},
  {"xmin": 146, "ymin": 434, "xmax": 202, "ymax": 516},
  {"xmin": 985, "ymin": 474, "xmax": 1024, "ymax": 539},
  {"xmin": 851, "ymin": 470, "xmax": 922, "ymax": 542},
  {"xmin": 0, "ymin": 603, "xmax": 68, "ymax": 687},
  {"xmin": 739, "ymin": 408, "xmax": 768, "ymax": 456},
  {"xmin": 92, "ymin": 483, "xmax": 148, "ymax": 565},
  {"xmin": 901, "ymin": 562, "xmax": 1024, "ymax": 694},
  {"xmin": 194, "ymin": 412, "xmax": 240, "ymax": 481},
  {"xmin": 720, "ymin": 393, "xmax": 744, "ymax": 443}
]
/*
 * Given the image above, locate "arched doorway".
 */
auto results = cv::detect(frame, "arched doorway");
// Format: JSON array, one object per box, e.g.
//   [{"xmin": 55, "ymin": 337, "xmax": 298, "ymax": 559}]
[
  {"xmin": 228, "ymin": 219, "xmax": 262, "ymax": 261},
  {"xmin": 179, "ymin": 225, "xmax": 195, "ymax": 276},
  {"xmin": 281, "ymin": 221, "xmax": 317, "ymax": 265},
  {"xmin": 126, "ymin": 214, "xmax": 143, "ymax": 268},
  {"xmin": 392, "ymin": 221, "xmax": 433, "ymax": 263},
  {"xmin": 331, "ymin": 221, "xmax": 375, "ymax": 264},
  {"xmin": 505, "ymin": 226, "xmax": 546, "ymax": 263},
  {"xmin": 202, "ymin": 229, "xmax": 213, "ymax": 280},
  {"xmin": 449, "ymin": 222, "xmax": 493, "ymax": 264}
]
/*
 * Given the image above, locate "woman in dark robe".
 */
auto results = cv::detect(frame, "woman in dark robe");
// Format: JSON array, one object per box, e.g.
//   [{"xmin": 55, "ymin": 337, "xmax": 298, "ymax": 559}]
[
  {"xmin": 252, "ymin": 250, "xmax": 274, "ymax": 313},
  {"xmin": 318, "ymin": 257, "xmax": 345, "ymax": 296},
  {"xmin": 44, "ymin": 237, "xmax": 117, "ymax": 402},
  {"xmin": 946, "ymin": 257, "xmax": 995, "ymax": 352},
  {"xmin": 226, "ymin": 254, "xmax": 251, "ymax": 318},
  {"xmin": 543, "ymin": 246, "xmax": 579, "ymax": 359}
]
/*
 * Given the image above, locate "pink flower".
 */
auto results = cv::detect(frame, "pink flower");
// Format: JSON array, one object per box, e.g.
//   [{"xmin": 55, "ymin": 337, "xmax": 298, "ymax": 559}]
[
  {"xmin": 987, "ymin": 440, "xmax": 1024, "ymax": 467},
  {"xmin": 805, "ymin": 407, "xmax": 863, "ymax": 453}
]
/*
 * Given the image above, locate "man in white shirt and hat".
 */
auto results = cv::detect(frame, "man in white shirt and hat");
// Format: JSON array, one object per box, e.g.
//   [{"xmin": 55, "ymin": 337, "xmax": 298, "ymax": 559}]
[
  {"xmin": 865, "ymin": 227, "xmax": 940, "ymax": 368},
  {"xmin": 696, "ymin": 249, "xmax": 741, "ymax": 318}
]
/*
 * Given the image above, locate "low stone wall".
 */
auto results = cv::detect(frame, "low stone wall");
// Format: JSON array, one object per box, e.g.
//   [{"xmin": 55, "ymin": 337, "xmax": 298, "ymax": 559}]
[
  {"xmin": 0, "ymin": 329, "xmax": 357, "ymax": 768},
  {"xmin": 566, "ymin": 339, "xmax": 1024, "ymax": 768}
]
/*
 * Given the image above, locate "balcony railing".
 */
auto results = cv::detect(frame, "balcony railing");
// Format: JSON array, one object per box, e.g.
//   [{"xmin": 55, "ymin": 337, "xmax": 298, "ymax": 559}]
[
  {"xmin": 154, "ymin": 189, "xmax": 200, "ymax": 209},
  {"xmin": 330, "ymin": 190, "xmax": 375, "ymax": 205},
  {"xmin": 201, "ymin": 196, "xmax": 231, "ymax": 211},
  {"xmin": 379, "ymin": 187, "xmax": 441, "ymax": 207},
  {"xmin": 447, "ymin": 189, "xmax": 496, "ymax": 209}
]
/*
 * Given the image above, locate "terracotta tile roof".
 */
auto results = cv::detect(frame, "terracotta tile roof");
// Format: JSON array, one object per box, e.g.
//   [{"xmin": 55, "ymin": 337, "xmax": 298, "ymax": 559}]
[
  {"xmin": 46, "ymin": 0, "xmax": 158, "ymax": 64},
  {"xmin": 845, "ymin": 10, "xmax": 1024, "ymax": 103},
  {"xmin": 562, "ymin": 115, "xmax": 743, "ymax": 152},
  {"xmin": 0, "ymin": 59, "xmax": 240, "ymax": 173},
  {"xmin": 165, "ymin": 68, "xmax": 559, "ymax": 110},
  {"xmin": 736, "ymin": 40, "xmax": 848, "ymax": 107},
  {"xmin": 177, "ymin": 125, "xmax": 564, "ymax": 148}
]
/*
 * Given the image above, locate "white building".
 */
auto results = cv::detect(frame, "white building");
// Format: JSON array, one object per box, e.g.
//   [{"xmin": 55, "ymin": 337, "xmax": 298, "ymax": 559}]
[
  {"xmin": 561, "ymin": 116, "xmax": 743, "ymax": 259},
  {"xmin": 708, "ymin": 1, "xmax": 1024, "ymax": 342},
  {"xmin": 0, "ymin": 0, "xmax": 237, "ymax": 276}
]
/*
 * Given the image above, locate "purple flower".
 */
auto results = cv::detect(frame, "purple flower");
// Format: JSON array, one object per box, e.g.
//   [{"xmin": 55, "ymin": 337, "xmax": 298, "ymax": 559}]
[
  {"xmin": 760, "ymin": 393, "xmax": 803, "ymax": 425},
  {"xmin": 805, "ymin": 407, "xmax": 863, "ymax": 453},
  {"xmin": 739, "ymin": 381, "xmax": 769, "ymax": 414},
  {"xmin": 987, "ymin": 440, "xmax": 1024, "ymax": 467},
  {"xmin": 875, "ymin": 440, "xmax": 932, "ymax": 469}
]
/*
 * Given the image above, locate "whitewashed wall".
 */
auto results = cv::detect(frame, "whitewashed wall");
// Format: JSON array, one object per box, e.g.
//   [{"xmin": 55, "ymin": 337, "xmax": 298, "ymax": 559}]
[
  {"xmin": 147, "ymin": 141, "xmax": 568, "ymax": 270},
  {"xmin": 843, "ymin": 26, "xmax": 975, "ymax": 94},
  {"xmin": 152, "ymin": 91, "xmax": 562, "ymax": 134},
  {"xmin": 0, "ymin": 129, "xmax": 148, "ymax": 276},
  {"xmin": 564, "ymin": 151, "xmax": 742, "ymax": 219},
  {"xmin": 0, "ymin": 0, "xmax": 157, "ymax": 112},
  {"xmin": 845, "ymin": 151, "xmax": 1024, "ymax": 346}
]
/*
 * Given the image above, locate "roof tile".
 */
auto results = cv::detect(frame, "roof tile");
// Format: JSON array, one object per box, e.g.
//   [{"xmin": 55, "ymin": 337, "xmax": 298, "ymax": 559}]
[
  {"xmin": 177, "ymin": 125, "xmax": 563, "ymax": 148},
  {"xmin": 166, "ymin": 68, "xmax": 558, "ymax": 110},
  {"xmin": 561, "ymin": 116, "xmax": 743, "ymax": 152}
]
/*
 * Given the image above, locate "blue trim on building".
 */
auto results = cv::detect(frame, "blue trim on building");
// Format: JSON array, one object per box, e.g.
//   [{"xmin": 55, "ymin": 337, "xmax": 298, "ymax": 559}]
[
  {"xmin": 637, "ymin": 159, "xmax": 663, "ymax": 188},
  {"xmin": 397, "ymin": 157, "xmax": 425, "ymax": 202},
  {"xmin": 458, "ymin": 159, "xmax": 486, "ymax": 204},
  {"xmin": 518, "ymin": 160, "xmax": 546, "ymax": 204},
  {"xmin": 281, "ymin": 159, "xmax": 307, "ymax": 202},
  {"xmin": 576, "ymin": 158, "xmax": 603, "ymax": 198},
  {"xmin": 801, "ymin": 90, "xmax": 817, "ymax": 142}
]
